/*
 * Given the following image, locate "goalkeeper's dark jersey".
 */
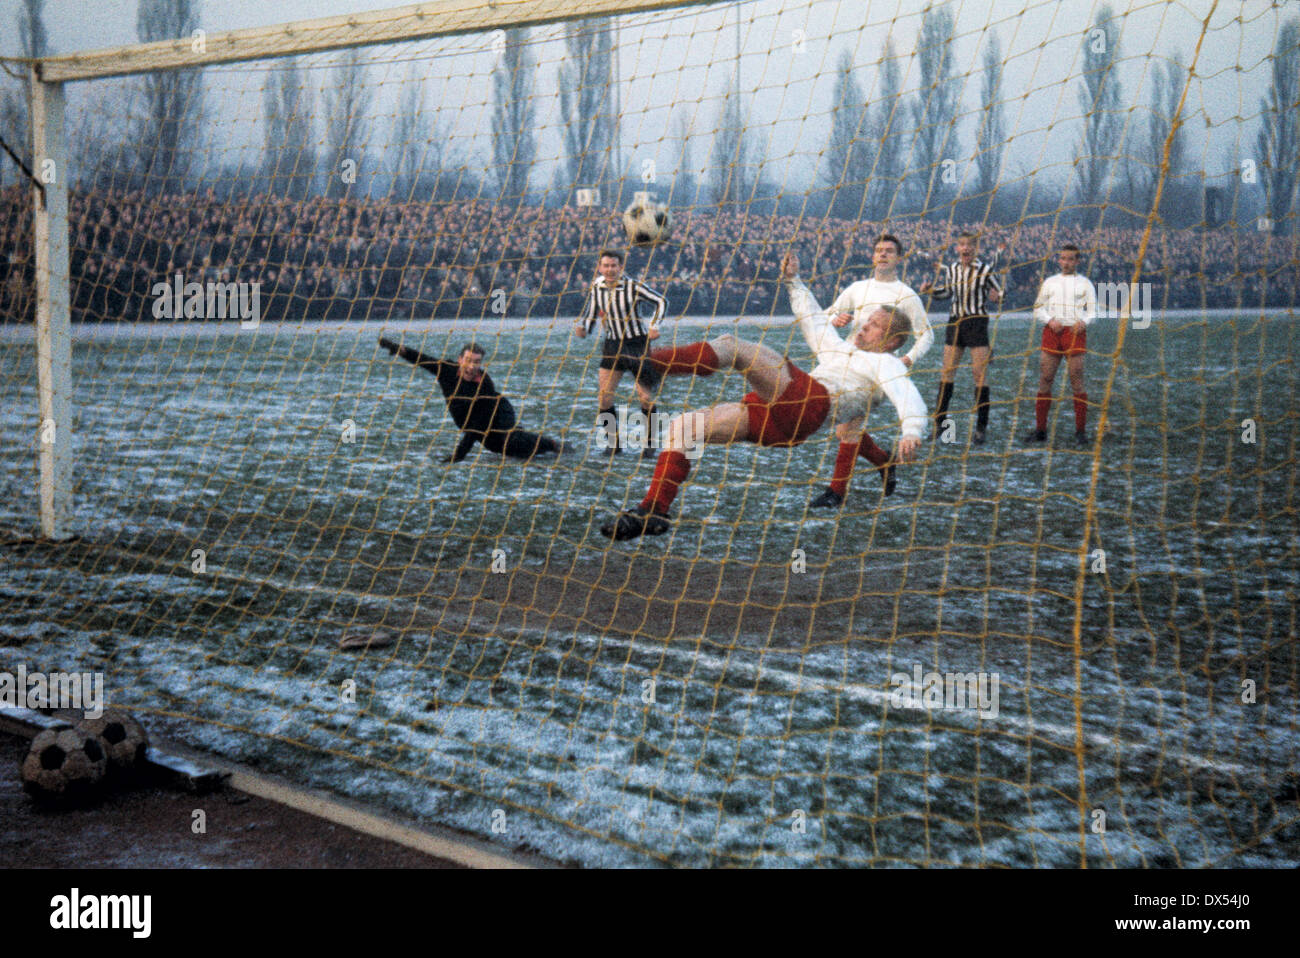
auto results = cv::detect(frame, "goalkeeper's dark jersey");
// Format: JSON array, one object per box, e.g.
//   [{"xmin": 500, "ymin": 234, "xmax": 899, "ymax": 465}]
[
  {"xmin": 432, "ymin": 362, "xmax": 516, "ymax": 434},
  {"xmin": 393, "ymin": 344, "xmax": 516, "ymax": 434},
  {"xmin": 388, "ymin": 342, "xmax": 558, "ymax": 462}
]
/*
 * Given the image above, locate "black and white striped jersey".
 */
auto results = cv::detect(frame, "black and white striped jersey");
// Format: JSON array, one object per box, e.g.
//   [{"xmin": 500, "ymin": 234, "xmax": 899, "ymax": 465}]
[
  {"xmin": 929, "ymin": 259, "xmax": 1003, "ymax": 320},
  {"xmin": 580, "ymin": 275, "xmax": 668, "ymax": 339}
]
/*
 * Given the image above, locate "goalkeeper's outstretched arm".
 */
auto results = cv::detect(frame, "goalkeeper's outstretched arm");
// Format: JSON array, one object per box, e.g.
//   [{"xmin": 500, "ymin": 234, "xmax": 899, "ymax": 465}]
[{"xmin": 379, "ymin": 336, "xmax": 459, "ymax": 396}]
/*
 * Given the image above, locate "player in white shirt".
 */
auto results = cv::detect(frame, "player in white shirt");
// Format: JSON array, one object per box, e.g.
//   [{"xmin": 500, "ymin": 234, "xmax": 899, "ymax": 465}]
[
  {"xmin": 807, "ymin": 234, "xmax": 933, "ymax": 508},
  {"xmin": 1026, "ymin": 242, "xmax": 1096, "ymax": 446},
  {"xmin": 827, "ymin": 235, "xmax": 934, "ymax": 366},
  {"xmin": 599, "ymin": 253, "xmax": 926, "ymax": 541}
]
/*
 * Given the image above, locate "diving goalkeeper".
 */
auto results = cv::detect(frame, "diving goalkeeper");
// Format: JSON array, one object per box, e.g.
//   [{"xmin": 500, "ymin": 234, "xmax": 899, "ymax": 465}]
[
  {"xmin": 599, "ymin": 254, "xmax": 926, "ymax": 540},
  {"xmin": 379, "ymin": 337, "xmax": 564, "ymax": 462}
]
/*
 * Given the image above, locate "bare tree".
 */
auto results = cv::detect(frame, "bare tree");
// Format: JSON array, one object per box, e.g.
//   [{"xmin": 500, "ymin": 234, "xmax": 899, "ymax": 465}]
[
  {"xmin": 0, "ymin": 90, "xmax": 21, "ymax": 188},
  {"xmin": 869, "ymin": 38, "xmax": 907, "ymax": 220},
  {"xmin": 708, "ymin": 76, "xmax": 758, "ymax": 208},
  {"xmin": 974, "ymin": 30, "xmax": 1006, "ymax": 221},
  {"xmin": 19, "ymin": 0, "xmax": 48, "ymax": 63},
  {"xmin": 1257, "ymin": 18, "xmax": 1300, "ymax": 234},
  {"xmin": 909, "ymin": 4, "xmax": 960, "ymax": 217},
  {"xmin": 390, "ymin": 66, "xmax": 449, "ymax": 201},
  {"xmin": 1075, "ymin": 4, "xmax": 1122, "ymax": 226},
  {"xmin": 263, "ymin": 57, "xmax": 314, "ymax": 199},
  {"xmin": 324, "ymin": 49, "xmax": 372, "ymax": 199},
  {"xmin": 16, "ymin": 0, "xmax": 48, "ymax": 162},
  {"xmin": 1132, "ymin": 53, "xmax": 1188, "ymax": 222},
  {"xmin": 135, "ymin": 0, "xmax": 204, "ymax": 194},
  {"xmin": 558, "ymin": 18, "xmax": 615, "ymax": 205},
  {"xmin": 71, "ymin": 90, "xmax": 120, "ymax": 190},
  {"xmin": 825, "ymin": 49, "xmax": 872, "ymax": 220},
  {"xmin": 670, "ymin": 110, "xmax": 696, "ymax": 208},
  {"xmin": 492, "ymin": 27, "xmax": 536, "ymax": 203}
]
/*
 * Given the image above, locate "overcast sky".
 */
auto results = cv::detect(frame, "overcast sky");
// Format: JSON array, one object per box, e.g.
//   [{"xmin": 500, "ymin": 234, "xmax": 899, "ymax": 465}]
[{"xmin": 0, "ymin": 0, "xmax": 1292, "ymax": 195}]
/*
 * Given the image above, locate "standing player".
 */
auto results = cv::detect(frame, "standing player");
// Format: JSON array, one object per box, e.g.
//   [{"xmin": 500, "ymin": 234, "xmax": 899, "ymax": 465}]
[
  {"xmin": 809, "ymin": 233, "xmax": 932, "ymax": 507},
  {"xmin": 599, "ymin": 253, "xmax": 925, "ymax": 540},
  {"xmin": 922, "ymin": 232, "xmax": 1003, "ymax": 444},
  {"xmin": 574, "ymin": 249, "xmax": 668, "ymax": 457},
  {"xmin": 1026, "ymin": 243, "xmax": 1096, "ymax": 446},
  {"xmin": 379, "ymin": 337, "xmax": 565, "ymax": 462}
]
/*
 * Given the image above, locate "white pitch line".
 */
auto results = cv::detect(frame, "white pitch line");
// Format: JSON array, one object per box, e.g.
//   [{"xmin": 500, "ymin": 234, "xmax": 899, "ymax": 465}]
[
  {"xmin": 191, "ymin": 558, "xmax": 1260, "ymax": 781},
  {"xmin": 588, "ymin": 635, "xmax": 1256, "ymax": 779}
]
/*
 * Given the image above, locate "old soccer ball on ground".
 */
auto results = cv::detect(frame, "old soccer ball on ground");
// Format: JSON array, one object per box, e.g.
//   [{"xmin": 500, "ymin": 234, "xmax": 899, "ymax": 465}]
[
  {"xmin": 20, "ymin": 726, "xmax": 109, "ymax": 805},
  {"xmin": 78, "ymin": 708, "xmax": 149, "ymax": 776},
  {"xmin": 622, "ymin": 195, "xmax": 673, "ymax": 246}
]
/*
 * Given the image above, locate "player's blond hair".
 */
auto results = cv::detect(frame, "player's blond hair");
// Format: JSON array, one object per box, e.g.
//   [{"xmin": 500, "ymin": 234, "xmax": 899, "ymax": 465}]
[{"xmin": 879, "ymin": 305, "xmax": 912, "ymax": 351}]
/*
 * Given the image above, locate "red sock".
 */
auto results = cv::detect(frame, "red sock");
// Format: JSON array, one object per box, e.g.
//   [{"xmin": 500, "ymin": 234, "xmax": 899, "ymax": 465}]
[
  {"xmin": 641, "ymin": 450, "xmax": 691, "ymax": 514},
  {"xmin": 1073, "ymin": 392, "xmax": 1088, "ymax": 433},
  {"xmin": 1035, "ymin": 391, "xmax": 1051, "ymax": 431},
  {"xmin": 858, "ymin": 432, "xmax": 890, "ymax": 468},
  {"xmin": 648, "ymin": 342, "xmax": 719, "ymax": 376},
  {"xmin": 828, "ymin": 442, "xmax": 858, "ymax": 497}
]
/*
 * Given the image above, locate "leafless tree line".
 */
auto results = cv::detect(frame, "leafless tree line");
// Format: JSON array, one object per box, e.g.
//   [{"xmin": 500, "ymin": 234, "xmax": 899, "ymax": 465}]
[{"xmin": 1, "ymin": 1, "xmax": 1296, "ymax": 233}]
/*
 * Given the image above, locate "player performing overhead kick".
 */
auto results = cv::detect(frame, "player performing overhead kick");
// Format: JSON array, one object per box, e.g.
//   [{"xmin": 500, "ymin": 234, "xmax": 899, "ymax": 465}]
[
  {"xmin": 809, "ymin": 233, "xmax": 933, "ymax": 508},
  {"xmin": 379, "ymin": 337, "xmax": 566, "ymax": 463},
  {"xmin": 599, "ymin": 253, "xmax": 926, "ymax": 541}
]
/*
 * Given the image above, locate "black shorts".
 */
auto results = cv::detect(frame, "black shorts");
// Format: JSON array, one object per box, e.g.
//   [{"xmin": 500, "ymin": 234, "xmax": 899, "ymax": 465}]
[
  {"xmin": 944, "ymin": 315, "xmax": 990, "ymax": 349},
  {"xmin": 599, "ymin": 335, "xmax": 662, "ymax": 389}
]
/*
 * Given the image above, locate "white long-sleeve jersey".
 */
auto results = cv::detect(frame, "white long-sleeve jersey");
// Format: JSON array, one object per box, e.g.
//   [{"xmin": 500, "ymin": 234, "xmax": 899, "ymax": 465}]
[
  {"xmin": 828, "ymin": 277, "xmax": 933, "ymax": 368},
  {"xmin": 1034, "ymin": 273, "xmax": 1097, "ymax": 327},
  {"xmin": 788, "ymin": 279, "xmax": 928, "ymax": 439}
]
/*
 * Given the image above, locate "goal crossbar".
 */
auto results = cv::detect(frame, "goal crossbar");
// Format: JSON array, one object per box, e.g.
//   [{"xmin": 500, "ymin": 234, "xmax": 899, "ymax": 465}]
[{"xmin": 36, "ymin": 0, "xmax": 723, "ymax": 83}]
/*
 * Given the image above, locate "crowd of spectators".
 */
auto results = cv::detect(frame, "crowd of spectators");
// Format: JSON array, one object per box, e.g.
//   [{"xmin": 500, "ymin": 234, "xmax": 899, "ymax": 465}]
[{"xmin": 0, "ymin": 185, "xmax": 1296, "ymax": 324}]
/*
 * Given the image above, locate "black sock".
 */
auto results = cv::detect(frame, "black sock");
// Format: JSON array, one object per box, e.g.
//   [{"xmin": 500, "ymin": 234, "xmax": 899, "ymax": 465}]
[
  {"xmin": 936, "ymin": 382, "xmax": 954, "ymax": 415},
  {"xmin": 599, "ymin": 406, "xmax": 618, "ymax": 450},
  {"xmin": 935, "ymin": 382, "xmax": 954, "ymax": 431},
  {"xmin": 976, "ymin": 386, "xmax": 990, "ymax": 430}
]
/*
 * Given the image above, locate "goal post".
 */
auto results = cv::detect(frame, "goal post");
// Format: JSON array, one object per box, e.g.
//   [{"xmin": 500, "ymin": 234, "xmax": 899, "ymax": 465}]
[
  {"xmin": 35, "ymin": 0, "xmax": 718, "ymax": 82},
  {"xmin": 30, "ymin": 68, "xmax": 72, "ymax": 541}
]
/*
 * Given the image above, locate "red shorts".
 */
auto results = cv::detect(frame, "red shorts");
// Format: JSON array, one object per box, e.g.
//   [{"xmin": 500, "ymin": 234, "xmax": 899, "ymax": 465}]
[
  {"xmin": 742, "ymin": 362, "xmax": 831, "ymax": 447},
  {"xmin": 1042, "ymin": 324, "xmax": 1086, "ymax": 356}
]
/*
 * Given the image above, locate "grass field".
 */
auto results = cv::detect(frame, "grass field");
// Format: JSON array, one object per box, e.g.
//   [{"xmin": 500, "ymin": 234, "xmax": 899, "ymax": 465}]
[{"xmin": 1, "ymin": 307, "xmax": 1297, "ymax": 866}]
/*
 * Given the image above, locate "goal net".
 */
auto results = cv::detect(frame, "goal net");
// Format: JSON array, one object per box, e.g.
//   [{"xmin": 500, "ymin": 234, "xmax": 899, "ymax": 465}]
[{"xmin": 0, "ymin": 0, "xmax": 1296, "ymax": 867}]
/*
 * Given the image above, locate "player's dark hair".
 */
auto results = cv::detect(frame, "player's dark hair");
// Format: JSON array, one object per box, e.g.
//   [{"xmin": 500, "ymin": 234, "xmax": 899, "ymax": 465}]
[
  {"xmin": 1060, "ymin": 243, "xmax": 1080, "ymax": 253},
  {"xmin": 459, "ymin": 343, "xmax": 485, "ymax": 358},
  {"xmin": 598, "ymin": 249, "xmax": 625, "ymax": 264},
  {"xmin": 957, "ymin": 232, "xmax": 978, "ymax": 244},
  {"xmin": 874, "ymin": 234, "xmax": 904, "ymax": 255}
]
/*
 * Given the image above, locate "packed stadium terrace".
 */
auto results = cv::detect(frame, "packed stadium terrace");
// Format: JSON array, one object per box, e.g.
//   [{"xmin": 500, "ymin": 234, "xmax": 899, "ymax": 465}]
[{"xmin": 0, "ymin": 186, "xmax": 1296, "ymax": 323}]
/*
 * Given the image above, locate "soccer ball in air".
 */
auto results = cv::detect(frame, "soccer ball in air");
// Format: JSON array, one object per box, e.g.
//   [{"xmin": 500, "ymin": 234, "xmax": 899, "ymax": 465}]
[
  {"xmin": 622, "ymin": 197, "xmax": 673, "ymax": 246},
  {"xmin": 20, "ymin": 726, "xmax": 109, "ymax": 805},
  {"xmin": 78, "ymin": 709, "xmax": 149, "ymax": 777}
]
